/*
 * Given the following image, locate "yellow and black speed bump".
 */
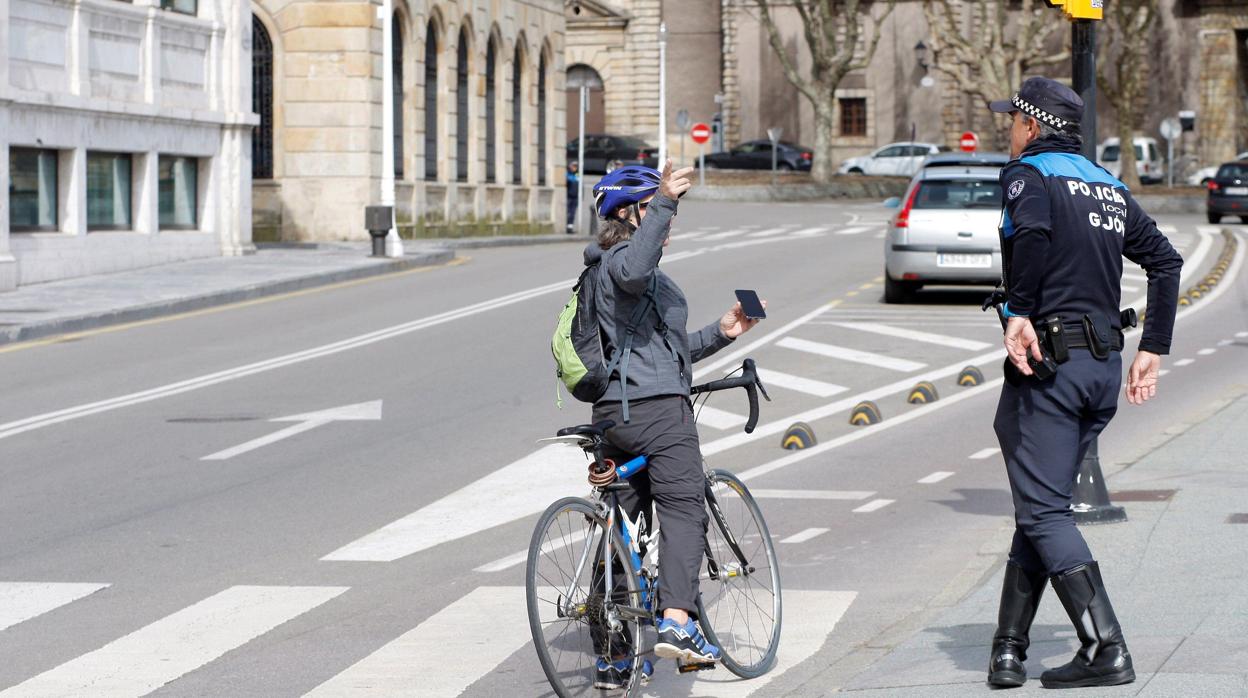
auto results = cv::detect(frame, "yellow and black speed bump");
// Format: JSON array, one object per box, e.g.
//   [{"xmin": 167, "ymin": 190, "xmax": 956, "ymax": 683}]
[
  {"xmin": 1176, "ymin": 230, "xmax": 1238, "ymax": 307},
  {"xmin": 907, "ymin": 381, "xmax": 939, "ymax": 404},
  {"xmin": 849, "ymin": 401, "xmax": 882, "ymax": 426},
  {"xmin": 781, "ymin": 422, "xmax": 818, "ymax": 450},
  {"xmin": 957, "ymin": 366, "xmax": 984, "ymax": 387}
]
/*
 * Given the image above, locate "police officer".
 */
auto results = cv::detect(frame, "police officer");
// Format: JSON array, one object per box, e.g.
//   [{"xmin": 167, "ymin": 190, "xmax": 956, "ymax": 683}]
[{"xmin": 984, "ymin": 77, "xmax": 1183, "ymax": 689}]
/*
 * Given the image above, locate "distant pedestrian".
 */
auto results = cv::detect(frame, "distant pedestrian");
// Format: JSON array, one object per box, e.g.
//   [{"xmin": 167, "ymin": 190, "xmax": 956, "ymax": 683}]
[
  {"xmin": 983, "ymin": 77, "xmax": 1182, "ymax": 689},
  {"xmin": 566, "ymin": 161, "xmax": 580, "ymax": 233}
]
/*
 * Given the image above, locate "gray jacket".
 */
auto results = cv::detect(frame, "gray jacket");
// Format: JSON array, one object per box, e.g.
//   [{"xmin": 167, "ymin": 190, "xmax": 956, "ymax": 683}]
[{"xmin": 584, "ymin": 193, "xmax": 734, "ymax": 404}]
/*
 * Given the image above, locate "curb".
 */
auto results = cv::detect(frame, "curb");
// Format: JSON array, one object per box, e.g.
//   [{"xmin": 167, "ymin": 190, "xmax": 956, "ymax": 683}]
[{"xmin": 0, "ymin": 249, "xmax": 456, "ymax": 347}]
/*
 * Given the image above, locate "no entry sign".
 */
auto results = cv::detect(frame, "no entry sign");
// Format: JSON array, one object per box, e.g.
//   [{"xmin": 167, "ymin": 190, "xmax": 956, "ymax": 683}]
[
  {"xmin": 690, "ymin": 122, "xmax": 711, "ymax": 145},
  {"xmin": 960, "ymin": 131, "xmax": 978, "ymax": 152}
]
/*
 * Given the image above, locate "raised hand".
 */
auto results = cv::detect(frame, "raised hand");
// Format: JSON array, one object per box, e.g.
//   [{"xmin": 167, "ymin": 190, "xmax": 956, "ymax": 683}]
[{"xmin": 658, "ymin": 159, "xmax": 695, "ymax": 201}]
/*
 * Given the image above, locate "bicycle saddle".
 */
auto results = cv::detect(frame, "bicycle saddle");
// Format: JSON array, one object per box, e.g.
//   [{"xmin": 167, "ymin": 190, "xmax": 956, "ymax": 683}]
[{"xmin": 556, "ymin": 420, "xmax": 616, "ymax": 439}]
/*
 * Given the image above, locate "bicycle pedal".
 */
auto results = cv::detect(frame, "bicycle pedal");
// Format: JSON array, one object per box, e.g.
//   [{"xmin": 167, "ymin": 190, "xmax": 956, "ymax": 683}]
[{"xmin": 677, "ymin": 660, "xmax": 716, "ymax": 673}]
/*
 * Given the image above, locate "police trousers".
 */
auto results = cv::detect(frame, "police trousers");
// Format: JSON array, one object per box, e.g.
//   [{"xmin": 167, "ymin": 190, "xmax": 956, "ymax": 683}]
[
  {"xmin": 593, "ymin": 395, "xmax": 708, "ymax": 616},
  {"xmin": 994, "ymin": 350, "xmax": 1121, "ymax": 576}
]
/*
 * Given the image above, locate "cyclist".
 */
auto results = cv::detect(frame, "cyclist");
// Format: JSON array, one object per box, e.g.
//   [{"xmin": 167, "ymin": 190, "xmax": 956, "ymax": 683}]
[{"xmin": 585, "ymin": 160, "xmax": 764, "ymax": 684}]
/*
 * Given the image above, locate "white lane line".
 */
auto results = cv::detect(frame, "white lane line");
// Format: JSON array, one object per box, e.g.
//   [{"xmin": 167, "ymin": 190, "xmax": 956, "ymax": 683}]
[
  {"xmin": 694, "ymin": 302, "xmax": 840, "ymax": 380},
  {"xmin": 1158, "ymin": 369, "xmax": 1170, "ymax": 376},
  {"xmin": 0, "ymin": 583, "xmax": 109, "ymax": 633},
  {"xmin": 1157, "ymin": 224, "xmax": 1178, "ymax": 234},
  {"xmin": 852, "ymin": 499, "xmax": 895, "ymax": 513},
  {"xmin": 695, "ymin": 404, "xmax": 748, "ymax": 431},
  {"xmin": 304, "ymin": 587, "xmax": 528, "ymax": 697},
  {"xmin": 1121, "ymin": 284, "xmax": 1141, "ymax": 294},
  {"xmin": 1196, "ymin": 225, "xmax": 1224, "ymax": 235},
  {"xmin": 754, "ymin": 368, "xmax": 848, "ymax": 398},
  {"xmin": 1121, "ymin": 272, "xmax": 1148, "ymax": 283},
  {"xmin": 698, "ymin": 229, "xmax": 750, "ymax": 241},
  {"xmin": 776, "ymin": 336, "xmax": 927, "ymax": 372},
  {"xmin": 1173, "ymin": 358, "xmax": 1195, "ymax": 367},
  {"xmin": 474, "ymin": 529, "xmax": 581, "ymax": 574},
  {"xmin": 969, "ymin": 447, "xmax": 1001, "ymax": 460},
  {"xmin": 780, "ymin": 527, "xmax": 830, "ymax": 544},
  {"xmin": 1218, "ymin": 339, "xmax": 1235, "ymax": 346},
  {"xmin": 321, "ymin": 444, "xmax": 588, "ymax": 562},
  {"xmin": 2, "ymin": 585, "xmax": 347, "ymax": 698},
  {"xmin": 917, "ymin": 471, "xmax": 955, "ymax": 484},
  {"xmin": 836, "ymin": 226, "xmax": 871, "ymax": 236},
  {"xmin": 643, "ymin": 590, "xmax": 856, "ymax": 697},
  {"xmin": 201, "ymin": 400, "xmax": 383, "ymax": 461},
  {"xmin": 746, "ymin": 227, "xmax": 793, "ymax": 238},
  {"xmin": 1238, "ymin": 332, "xmax": 1248, "ymax": 338},
  {"xmin": 829, "ymin": 321, "xmax": 992, "ymax": 351},
  {"xmin": 751, "ymin": 489, "xmax": 874, "ymax": 500},
  {"xmin": 1198, "ymin": 348, "xmax": 1217, "ymax": 356},
  {"xmin": 678, "ymin": 231, "xmax": 710, "ymax": 240}
]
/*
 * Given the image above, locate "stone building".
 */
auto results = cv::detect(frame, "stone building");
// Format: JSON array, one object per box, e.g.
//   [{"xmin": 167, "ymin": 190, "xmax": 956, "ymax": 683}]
[
  {"xmin": 250, "ymin": 0, "xmax": 567, "ymax": 241},
  {"xmin": 1, "ymin": 0, "xmax": 253, "ymax": 291}
]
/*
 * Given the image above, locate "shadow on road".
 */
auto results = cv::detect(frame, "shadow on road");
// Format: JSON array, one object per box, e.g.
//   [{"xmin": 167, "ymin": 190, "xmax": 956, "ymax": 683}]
[{"xmin": 932, "ymin": 488, "xmax": 1015, "ymax": 517}]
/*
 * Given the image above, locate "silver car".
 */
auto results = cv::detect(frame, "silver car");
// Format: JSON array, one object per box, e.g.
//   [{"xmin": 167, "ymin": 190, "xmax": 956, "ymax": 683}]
[{"xmin": 883, "ymin": 165, "xmax": 1004, "ymax": 303}]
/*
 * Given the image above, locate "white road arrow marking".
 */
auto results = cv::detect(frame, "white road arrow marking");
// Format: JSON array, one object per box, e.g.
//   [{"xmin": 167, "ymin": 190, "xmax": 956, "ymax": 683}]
[{"xmin": 201, "ymin": 401, "xmax": 383, "ymax": 461}]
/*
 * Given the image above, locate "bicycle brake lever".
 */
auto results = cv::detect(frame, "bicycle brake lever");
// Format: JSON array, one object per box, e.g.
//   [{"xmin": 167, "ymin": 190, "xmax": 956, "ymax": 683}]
[{"xmin": 755, "ymin": 377, "xmax": 771, "ymax": 402}]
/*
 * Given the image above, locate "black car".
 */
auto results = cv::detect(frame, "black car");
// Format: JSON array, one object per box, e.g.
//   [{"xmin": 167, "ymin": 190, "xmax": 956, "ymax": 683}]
[
  {"xmin": 701, "ymin": 140, "xmax": 813, "ymax": 171},
  {"xmin": 1207, "ymin": 161, "xmax": 1248, "ymax": 224},
  {"xmin": 566, "ymin": 134, "xmax": 659, "ymax": 174}
]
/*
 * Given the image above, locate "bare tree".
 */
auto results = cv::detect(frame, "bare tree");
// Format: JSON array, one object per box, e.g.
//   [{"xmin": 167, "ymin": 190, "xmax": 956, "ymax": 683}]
[
  {"xmin": 923, "ymin": 0, "xmax": 1069, "ymax": 148},
  {"xmin": 1098, "ymin": 0, "xmax": 1158, "ymax": 190},
  {"xmin": 751, "ymin": 0, "xmax": 897, "ymax": 184}
]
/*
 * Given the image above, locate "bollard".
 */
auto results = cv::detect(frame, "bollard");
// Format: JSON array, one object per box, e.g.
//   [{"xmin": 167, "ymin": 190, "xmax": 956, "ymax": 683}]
[
  {"xmin": 1072, "ymin": 439, "xmax": 1127, "ymax": 525},
  {"xmin": 365, "ymin": 205, "xmax": 394, "ymax": 257}
]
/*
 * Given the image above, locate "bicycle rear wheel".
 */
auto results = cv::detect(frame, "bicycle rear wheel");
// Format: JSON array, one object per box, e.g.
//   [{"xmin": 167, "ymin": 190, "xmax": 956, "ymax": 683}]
[
  {"xmin": 526, "ymin": 496, "xmax": 644, "ymax": 697},
  {"xmin": 696, "ymin": 469, "xmax": 783, "ymax": 678}
]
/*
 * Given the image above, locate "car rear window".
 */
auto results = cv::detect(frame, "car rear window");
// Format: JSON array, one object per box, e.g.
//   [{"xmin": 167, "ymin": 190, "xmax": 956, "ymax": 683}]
[
  {"xmin": 912, "ymin": 180, "xmax": 1003, "ymax": 209},
  {"xmin": 1217, "ymin": 164, "xmax": 1248, "ymax": 179},
  {"xmin": 1101, "ymin": 145, "xmax": 1145, "ymax": 162},
  {"xmin": 617, "ymin": 137, "xmax": 652, "ymax": 149}
]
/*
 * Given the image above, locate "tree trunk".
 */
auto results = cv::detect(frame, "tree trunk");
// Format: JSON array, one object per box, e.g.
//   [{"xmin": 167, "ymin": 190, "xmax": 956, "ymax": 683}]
[
  {"xmin": 1116, "ymin": 117, "xmax": 1141, "ymax": 190},
  {"xmin": 811, "ymin": 98, "xmax": 837, "ymax": 184}
]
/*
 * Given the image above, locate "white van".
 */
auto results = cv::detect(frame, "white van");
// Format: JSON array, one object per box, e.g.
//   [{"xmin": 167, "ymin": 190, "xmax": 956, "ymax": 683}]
[{"xmin": 1098, "ymin": 137, "xmax": 1163, "ymax": 184}]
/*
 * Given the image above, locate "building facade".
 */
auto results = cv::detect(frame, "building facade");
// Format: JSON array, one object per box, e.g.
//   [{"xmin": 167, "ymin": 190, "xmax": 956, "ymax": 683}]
[
  {"xmin": 1, "ymin": 0, "xmax": 253, "ymax": 291},
  {"xmin": 250, "ymin": 0, "xmax": 567, "ymax": 241}
]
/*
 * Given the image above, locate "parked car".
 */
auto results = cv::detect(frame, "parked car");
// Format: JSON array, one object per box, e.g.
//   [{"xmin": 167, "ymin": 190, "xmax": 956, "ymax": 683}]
[
  {"xmin": 883, "ymin": 164, "xmax": 1004, "ymax": 303},
  {"xmin": 1188, "ymin": 151, "xmax": 1248, "ymax": 186},
  {"xmin": 919, "ymin": 152, "xmax": 1010, "ymax": 171},
  {"xmin": 566, "ymin": 135, "xmax": 658, "ymax": 174},
  {"xmin": 839, "ymin": 142, "xmax": 950, "ymax": 177},
  {"xmin": 1098, "ymin": 137, "xmax": 1164, "ymax": 184},
  {"xmin": 701, "ymin": 140, "xmax": 813, "ymax": 171},
  {"xmin": 1206, "ymin": 161, "xmax": 1248, "ymax": 224}
]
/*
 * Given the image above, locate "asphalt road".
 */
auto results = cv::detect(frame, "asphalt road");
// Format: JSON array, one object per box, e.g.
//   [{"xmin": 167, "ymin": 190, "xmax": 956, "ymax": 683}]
[{"xmin": 0, "ymin": 201, "xmax": 1244, "ymax": 697}]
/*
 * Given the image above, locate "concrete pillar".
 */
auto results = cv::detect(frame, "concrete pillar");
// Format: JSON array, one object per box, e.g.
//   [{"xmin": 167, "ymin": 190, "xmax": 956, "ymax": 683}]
[
  {"xmin": 60, "ymin": 147, "xmax": 86, "ymax": 239},
  {"xmin": 135, "ymin": 150, "xmax": 160, "ymax": 235},
  {"xmin": 0, "ymin": 103, "xmax": 14, "ymax": 291}
]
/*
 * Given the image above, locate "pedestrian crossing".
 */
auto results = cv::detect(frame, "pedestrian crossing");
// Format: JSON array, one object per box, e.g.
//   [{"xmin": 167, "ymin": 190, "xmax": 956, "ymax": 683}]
[
  {"xmin": 0, "ymin": 582, "xmax": 108, "ymax": 633},
  {"xmin": 676, "ymin": 220, "xmax": 887, "ymax": 243}
]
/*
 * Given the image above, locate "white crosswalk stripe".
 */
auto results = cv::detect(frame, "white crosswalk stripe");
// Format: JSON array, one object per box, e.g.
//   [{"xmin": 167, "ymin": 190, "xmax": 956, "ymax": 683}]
[
  {"xmin": 694, "ymin": 404, "xmax": 748, "ymax": 430},
  {"xmin": 917, "ymin": 471, "xmax": 955, "ymax": 484},
  {"xmin": 777, "ymin": 336, "xmax": 927, "ymax": 372},
  {"xmin": 753, "ymin": 368, "xmax": 848, "ymax": 398},
  {"xmin": 746, "ymin": 227, "xmax": 794, "ymax": 238},
  {"xmin": 0, "ymin": 582, "xmax": 109, "ymax": 633},
  {"xmin": 698, "ymin": 229, "xmax": 751, "ymax": 241},
  {"xmin": 836, "ymin": 226, "xmax": 871, "ymax": 236},
  {"xmin": 780, "ymin": 527, "xmax": 830, "ymax": 544},
  {"xmin": 829, "ymin": 322, "xmax": 992, "ymax": 351},
  {"xmin": 305, "ymin": 587, "xmax": 529, "ymax": 697},
  {"xmin": 751, "ymin": 489, "xmax": 875, "ymax": 500},
  {"xmin": 1, "ymin": 585, "xmax": 347, "ymax": 698}
]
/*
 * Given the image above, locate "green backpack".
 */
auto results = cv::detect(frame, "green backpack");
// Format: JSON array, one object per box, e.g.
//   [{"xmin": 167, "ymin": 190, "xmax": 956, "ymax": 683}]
[{"xmin": 552, "ymin": 264, "xmax": 660, "ymax": 422}]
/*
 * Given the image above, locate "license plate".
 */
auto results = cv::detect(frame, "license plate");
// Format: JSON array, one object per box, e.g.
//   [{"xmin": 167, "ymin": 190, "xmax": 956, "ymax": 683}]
[
  {"xmin": 1226, "ymin": 187, "xmax": 1248, "ymax": 195},
  {"xmin": 937, "ymin": 253, "xmax": 992, "ymax": 268}
]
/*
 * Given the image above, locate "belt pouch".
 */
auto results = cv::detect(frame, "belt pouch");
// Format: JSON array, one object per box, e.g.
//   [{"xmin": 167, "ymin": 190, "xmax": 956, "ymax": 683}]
[
  {"xmin": 1081, "ymin": 313, "xmax": 1111, "ymax": 360},
  {"xmin": 1042, "ymin": 315, "xmax": 1069, "ymax": 363}
]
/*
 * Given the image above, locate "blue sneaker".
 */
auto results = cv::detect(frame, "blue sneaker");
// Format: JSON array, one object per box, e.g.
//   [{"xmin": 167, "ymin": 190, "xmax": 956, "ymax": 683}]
[
  {"xmin": 654, "ymin": 618, "xmax": 721, "ymax": 663},
  {"xmin": 593, "ymin": 657, "xmax": 654, "ymax": 690}
]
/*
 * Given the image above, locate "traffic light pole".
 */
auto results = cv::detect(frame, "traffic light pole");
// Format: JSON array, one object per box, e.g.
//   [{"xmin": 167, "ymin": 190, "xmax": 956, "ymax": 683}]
[{"xmin": 1072, "ymin": 19, "xmax": 1097, "ymax": 162}]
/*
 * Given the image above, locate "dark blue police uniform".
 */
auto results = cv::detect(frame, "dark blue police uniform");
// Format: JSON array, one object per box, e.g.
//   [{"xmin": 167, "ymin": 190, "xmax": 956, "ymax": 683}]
[{"xmin": 983, "ymin": 78, "xmax": 1183, "ymax": 690}]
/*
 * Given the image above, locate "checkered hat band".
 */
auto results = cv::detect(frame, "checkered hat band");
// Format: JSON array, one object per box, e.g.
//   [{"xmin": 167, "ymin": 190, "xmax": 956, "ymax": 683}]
[{"xmin": 1012, "ymin": 94, "xmax": 1069, "ymax": 130}]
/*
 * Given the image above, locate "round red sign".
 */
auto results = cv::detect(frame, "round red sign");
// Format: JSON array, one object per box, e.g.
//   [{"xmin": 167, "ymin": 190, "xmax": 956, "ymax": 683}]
[
  {"xmin": 690, "ymin": 123, "xmax": 711, "ymax": 145},
  {"xmin": 959, "ymin": 131, "xmax": 978, "ymax": 152}
]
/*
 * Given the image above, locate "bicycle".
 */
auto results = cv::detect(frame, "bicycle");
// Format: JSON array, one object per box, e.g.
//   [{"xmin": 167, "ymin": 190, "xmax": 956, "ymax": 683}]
[{"xmin": 525, "ymin": 359, "xmax": 782, "ymax": 696}]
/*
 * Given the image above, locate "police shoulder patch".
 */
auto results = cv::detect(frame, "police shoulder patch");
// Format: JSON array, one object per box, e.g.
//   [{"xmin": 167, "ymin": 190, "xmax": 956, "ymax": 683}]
[{"xmin": 1007, "ymin": 180, "xmax": 1026, "ymax": 200}]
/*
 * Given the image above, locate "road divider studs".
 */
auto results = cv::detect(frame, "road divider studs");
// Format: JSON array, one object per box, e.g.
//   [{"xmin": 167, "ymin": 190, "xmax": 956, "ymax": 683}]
[
  {"xmin": 781, "ymin": 422, "xmax": 817, "ymax": 450},
  {"xmin": 849, "ymin": 401, "xmax": 882, "ymax": 426},
  {"xmin": 957, "ymin": 366, "xmax": 984, "ymax": 387},
  {"xmin": 1178, "ymin": 295, "xmax": 1192, "ymax": 306},
  {"xmin": 907, "ymin": 381, "xmax": 939, "ymax": 405}
]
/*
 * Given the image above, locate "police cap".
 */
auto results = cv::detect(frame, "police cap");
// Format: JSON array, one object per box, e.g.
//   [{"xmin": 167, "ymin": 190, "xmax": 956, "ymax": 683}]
[{"xmin": 988, "ymin": 76, "xmax": 1083, "ymax": 133}]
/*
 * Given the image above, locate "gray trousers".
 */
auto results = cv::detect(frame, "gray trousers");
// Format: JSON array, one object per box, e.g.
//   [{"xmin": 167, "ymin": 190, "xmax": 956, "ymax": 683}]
[
  {"xmin": 994, "ymin": 350, "xmax": 1121, "ymax": 576},
  {"xmin": 593, "ymin": 395, "xmax": 708, "ymax": 616}
]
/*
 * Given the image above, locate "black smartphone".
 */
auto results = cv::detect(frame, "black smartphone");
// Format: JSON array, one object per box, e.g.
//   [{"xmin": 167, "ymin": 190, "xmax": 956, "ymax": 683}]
[{"xmin": 734, "ymin": 289, "xmax": 766, "ymax": 320}]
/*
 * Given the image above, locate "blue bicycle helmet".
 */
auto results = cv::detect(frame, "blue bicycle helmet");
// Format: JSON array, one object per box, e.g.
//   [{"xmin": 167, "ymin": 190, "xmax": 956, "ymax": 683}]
[{"xmin": 593, "ymin": 165, "xmax": 662, "ymax": 219}]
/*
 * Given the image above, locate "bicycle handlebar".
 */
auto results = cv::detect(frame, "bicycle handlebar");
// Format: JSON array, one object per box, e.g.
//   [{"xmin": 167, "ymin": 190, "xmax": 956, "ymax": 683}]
[{"xmin": 690, "ymin": 359, "xmax": 771, "ymax": 434}]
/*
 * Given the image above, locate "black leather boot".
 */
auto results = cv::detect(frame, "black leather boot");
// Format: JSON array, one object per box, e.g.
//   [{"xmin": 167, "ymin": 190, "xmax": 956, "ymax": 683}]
[
  {"xmin": 1040, "ymin": 562, "xmax": 1135, "ymax": 689},
  {"xmin": 988, "ymin": 562, "xmax": 1046, "ymax": 687}
]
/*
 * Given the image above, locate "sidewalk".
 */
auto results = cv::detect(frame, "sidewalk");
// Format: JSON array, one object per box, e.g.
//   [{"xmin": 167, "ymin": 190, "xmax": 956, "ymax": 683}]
[
  {"xmin": 0, "ymin": 243, "xmax": 461, "ymax": 346},
  {"xmin": 833, "ymin": 389, "xmax": 1248, "ymax": 696}
]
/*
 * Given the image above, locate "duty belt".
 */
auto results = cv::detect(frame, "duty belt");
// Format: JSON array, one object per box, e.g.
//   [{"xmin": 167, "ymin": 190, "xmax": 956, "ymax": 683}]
[{"xmin": 1035, "ymin": 309, "xmax": 1134, "ymax": 362}]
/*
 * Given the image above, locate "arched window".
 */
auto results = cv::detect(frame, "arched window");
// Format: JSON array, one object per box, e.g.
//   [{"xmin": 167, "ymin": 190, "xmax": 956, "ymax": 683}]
[
  {"xmin": 251, "ymin": 15, "xmax": 273, "ymax": 180},
  {"xmin": 566, "ymin": 64, "xmax": 605, "ymax": 139},
  {"xmin": 537, "ymin": 51, "xmax": 547, "ymax": 186},
  {"xmin": 512, "ymin": 46, "xmax": 522, "ymax": 184},
  {"xmin": 392, "ymin": 14, "xmax": 403, "ymax": 178},
  {"xmin": 456, "ymin": 26, "xmax": 470, "ymax": 182},
  {"xmin": 486, "ymin": 37, "xmax": 497, "ymax": 183},
  {"xmin": 424, "ymin": 21, "xmax": 438, "ymax": 181}
]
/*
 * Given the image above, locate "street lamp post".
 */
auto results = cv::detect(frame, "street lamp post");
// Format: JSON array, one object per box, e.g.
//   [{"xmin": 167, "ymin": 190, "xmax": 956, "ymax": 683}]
[
  {"xmin": 380, "ymin": 0, "xmax": 403, "ymax": 257},
  {"xmin": 658, "ymin": 22, "xmax": 668, "ymax": 166}
]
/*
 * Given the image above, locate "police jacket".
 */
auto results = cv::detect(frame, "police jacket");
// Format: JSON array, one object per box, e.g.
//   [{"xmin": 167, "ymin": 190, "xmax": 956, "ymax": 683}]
[{"xmin": 999, "ymin": 134, "xmax": 1183, "ymax": 354}]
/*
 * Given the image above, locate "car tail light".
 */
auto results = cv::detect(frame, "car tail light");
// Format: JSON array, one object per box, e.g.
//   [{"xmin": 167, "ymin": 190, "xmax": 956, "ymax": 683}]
[
  {"xmin": 902, "ymin": 273, "xmax": 921, "ymax": 281},
  {"xmin": 1208, "ymin": 181, "xmax": 1220, "ymax": 192},
  {"xmin": 893, "ymin": 184, "xmax": 921, "ymax": 229},
  {"xmin": 637, "ymin": 150, "xmax": 646, "ymax": 160},
  {"xmin": 801, "ymin": 152, "xmax": 812, "ymax": 160}
]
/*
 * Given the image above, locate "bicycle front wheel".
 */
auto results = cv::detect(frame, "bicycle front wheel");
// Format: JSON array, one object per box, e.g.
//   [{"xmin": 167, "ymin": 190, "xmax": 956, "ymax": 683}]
[
  {"xmin": 696, "ymin": 469, "xmax": 783, "ymax": 678},
  {"xmin": 526, "ymin": 496, "xmax": 644, "ymax": 697}
]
